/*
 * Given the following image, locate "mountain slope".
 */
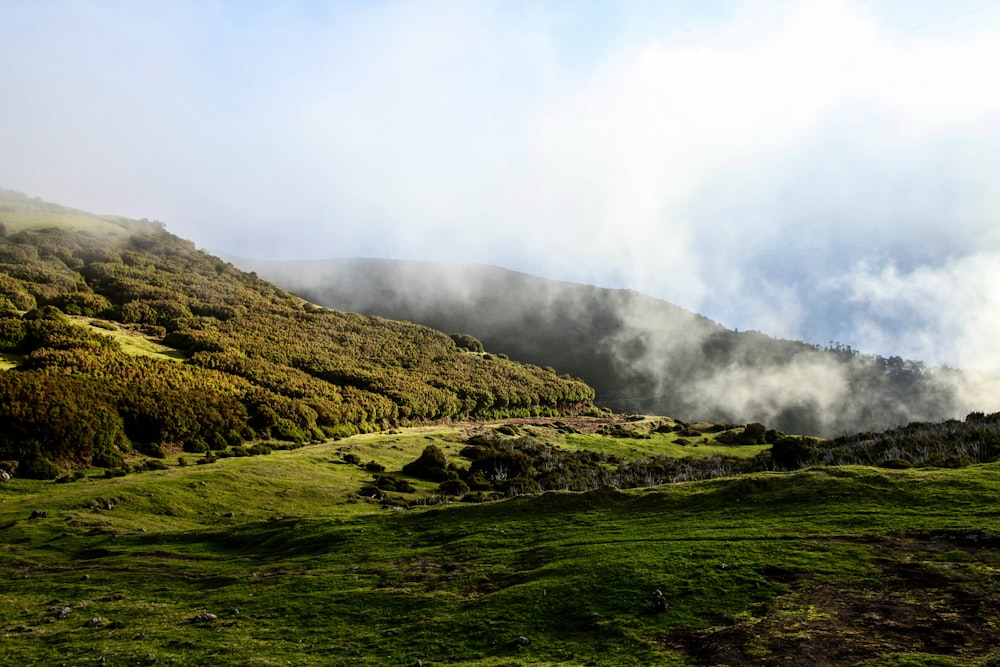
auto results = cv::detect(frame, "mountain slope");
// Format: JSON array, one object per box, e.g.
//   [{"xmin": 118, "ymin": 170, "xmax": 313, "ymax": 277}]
[
  {"xmin": 242, "ymin": 257, "xmax": 999, "ymax": 436},
  {"xmin": 0, "ymin": 191, "xmax": 594, "ymax": 477}
]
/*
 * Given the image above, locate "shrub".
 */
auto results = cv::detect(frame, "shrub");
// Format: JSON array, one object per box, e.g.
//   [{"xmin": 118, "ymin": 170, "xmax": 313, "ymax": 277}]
[
  {"xmin": 18, "ymin": 456, "xmax": 60, "ymax": 480},
  {"xmin": 373, "ymin": 475, "xmax": 416, "ymax": 493},
  {"xmin": 466, "ymin": 472, "xmax": 492, "ymax": 491},
  {"xmin": 449, "ymin": 333, "xmax": 484, "ymax": 353},
  {"xmin": 439, "ymin": 478, "xmax": 469, "ymax": 496},
  {"xmin": 402, "ymin": 444, "xmax": 451, "ymax": 481},
  {"xmin": 770, "ymin": 437, "xmax": 819, "ymax": 470},
  {"xmin": 879, "ymin": 458, "xmax": 914, "ymax": 469},
  {"xmin": 144, "ymin": 459, "xmax": 168, "ymax": 471},
  {"xmin": 184, "ymin": 438, "xmax": 209, "ymax": 454},
  {"xmin": 738, "ymin": 423, "xmax": 768, "ymax": 445},
  {"xmin": 137, "ymin": 441, "xmax": 166, "ymax": 458},
  {"xmin": 470, "ymin": 448, "xmax": 532, "ymax": 481},
  {"xmin": 359, "ymin": 484, "xmax": 381, "ymax": 498}
]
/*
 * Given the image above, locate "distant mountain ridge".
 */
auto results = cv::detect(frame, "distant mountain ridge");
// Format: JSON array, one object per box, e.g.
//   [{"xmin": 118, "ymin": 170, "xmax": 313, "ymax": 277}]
[{"xmin": 242, "ymin": 257, "xmax": 1000, "ymax": 436}]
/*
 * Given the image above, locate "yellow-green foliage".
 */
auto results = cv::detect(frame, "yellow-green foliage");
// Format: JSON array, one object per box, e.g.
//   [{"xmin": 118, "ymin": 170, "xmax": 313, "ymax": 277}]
[{"xmin": 0, "ymin": 191, "xmax": 595, "ymax": 477}]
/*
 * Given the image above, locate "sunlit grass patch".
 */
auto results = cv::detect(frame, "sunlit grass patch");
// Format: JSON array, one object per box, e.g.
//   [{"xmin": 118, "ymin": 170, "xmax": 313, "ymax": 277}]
[{"xmin": 0, "ymin": 352, "xmax": 21, "ymax": 369}]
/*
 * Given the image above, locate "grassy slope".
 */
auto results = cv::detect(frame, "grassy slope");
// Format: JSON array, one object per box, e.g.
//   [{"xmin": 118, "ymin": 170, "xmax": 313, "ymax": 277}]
[{"xmin": 3, "ymin": 424, "xmax": 1000, "ymax": 666}]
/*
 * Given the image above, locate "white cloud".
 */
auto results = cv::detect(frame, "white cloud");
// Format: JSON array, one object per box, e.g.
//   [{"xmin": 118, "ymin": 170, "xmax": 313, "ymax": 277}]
[
  {"xmin": 2, "ymin": 0, "xmax": 1000, "ymax": 376},
  {"xmin": 838, "ymin": 252, "xmax": 1000, "ymax": 373}
]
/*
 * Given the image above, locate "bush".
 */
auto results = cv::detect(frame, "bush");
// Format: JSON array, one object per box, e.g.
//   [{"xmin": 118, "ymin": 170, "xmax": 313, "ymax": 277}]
[
  {"xmin": 470, "ymin": 448, "xmax": 532, "ymax": 481},
  {"xmin": 359, "ymin": 484, "xmax": 381, "ymax": 498},
  {"xmin": 402, "ymin": 444, "xmax": 451, "ymax": 481},
  {"xmin": 466, "ymin": 472, "xmax": 492, "ymax": 491},
  {"xmin": 372, "ymin": 475, "xmax": 416, "ymax": 493},
  {"xmin": 144, "ymin": 459, "xmax": 168, "ymax": 471},
  {"xmin": 18, "ymin": 456, "xmax": 60, "ymax": 480},
  {"xmin": 137, "ymin": 441, "xmax": 166, "ymax": 458},
  {"xmin": 183, "ymin": 438, "xmax": 209, "ymax": 454},
  {"xmin": 770, "ymin": 437, "xmax": 819, "ymax": 470},
  {"xmin": 439, "ymin": 478, "xmax": 469, "ymax": 496},
  {"xmin": 739, "ymin": 423, "xmax": 768, "ymax": 445},
  {"xmin": 449, "ymin": 333, "xmax": 484, "ymax": 353}
]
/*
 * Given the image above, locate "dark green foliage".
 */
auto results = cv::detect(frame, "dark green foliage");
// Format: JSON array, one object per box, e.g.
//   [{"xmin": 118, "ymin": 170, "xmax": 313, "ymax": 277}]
[
  {"xmin": 449, "ymin": 332, "xmax": 484, "ymax": 352},
  {"xmin": 0, "ymin": 314, "xmax": 25, "ymax": 350},
  {"xmin": 439, "ymin": 478, "xmax": 470, "ymax": 496},
  {"xmin": 442, "ymin": 434, "xmax": 771, "ymax": 499},
  {"xmin": 373, "ymin": 475, "xmax": 416, "ymax": 493},
  {"xmin": 16, "ymin": 453, "xmax": 60, "ymax": 480},
  {"xmin": 771, "ymin": 413, "xmax": 1000, "ymax": 470},
  {"xmin": 51, "ymin": 291, "xmax": 112, "ymax": 316},
  {"xmin": 402, "ymin": 444, "xmax": 451, "ymax": 481},
  {"xmin": 0, "ymin": 195, "xmax": 595, "ymax": 473},
  {"xmin": 770, "ymin": 436, "xmax": 822, "ymax": 469},
  {"xmin": 137, "ymin": 441, "xmax": 166, "ymax": 458},
  {"xmin": 741, "ymin": 422, "xmax": 768, "ymax": 444},
  {"xmin": 469, "ymin": 447, "xmax": 533, "ymax": 481}
]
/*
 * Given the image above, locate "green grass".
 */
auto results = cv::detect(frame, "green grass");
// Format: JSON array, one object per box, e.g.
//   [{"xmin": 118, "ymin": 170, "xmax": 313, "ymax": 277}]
[
  {"xmin": 72, "ymin": 317, "xmax": 188, "ymax": 362},
  {"xmin": 3, "ymin": 427, "xmax": 1000, "ymax": 665},
  {"xmin": 0, "ymin": 189, "xmax": 136, "ymax": 240},
  {"xmin": 0, "ymin": 351, "xmax": 20, "ymax": 370},
  {"xmin": 561, "ymin": 429, "xmax": 768, "ymax": 460}
]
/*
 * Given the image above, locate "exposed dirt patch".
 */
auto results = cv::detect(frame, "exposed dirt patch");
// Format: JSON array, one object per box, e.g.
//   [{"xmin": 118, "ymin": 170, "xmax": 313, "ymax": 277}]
[
  {"xmin": 660, "ymin": 533, "xmax": 1000, "ymax": 666},
  {"xmin": 462, "ymin": 415, "xmax": 645, "ymax": 438}
]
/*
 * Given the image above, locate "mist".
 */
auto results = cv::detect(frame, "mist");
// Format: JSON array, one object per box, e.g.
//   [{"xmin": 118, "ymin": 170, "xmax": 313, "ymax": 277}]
[
  {"xmin": 3, "ymin": 1, "xmax": 1000, "ymax": 386},
  {"xmin": 243, "ymin": 258, "xmax": 1000, "ymax": 437}
]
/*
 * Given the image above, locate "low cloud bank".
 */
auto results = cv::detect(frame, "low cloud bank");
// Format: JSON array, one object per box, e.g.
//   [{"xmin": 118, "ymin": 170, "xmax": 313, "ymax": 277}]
[{"xmin": 244, "ymin": 258, "xmax": 1000, "ymax": 437}]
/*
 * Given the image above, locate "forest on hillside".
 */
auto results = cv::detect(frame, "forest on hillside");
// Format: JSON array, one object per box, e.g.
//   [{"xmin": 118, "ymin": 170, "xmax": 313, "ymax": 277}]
[{"xmin": 0, "ymin": 192, "xmax": 594, "ymax": 477}]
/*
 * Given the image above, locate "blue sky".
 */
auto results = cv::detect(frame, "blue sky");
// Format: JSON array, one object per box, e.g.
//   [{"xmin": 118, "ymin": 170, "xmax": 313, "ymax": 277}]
[{"xmin": 2, "ymin": 0, "xmax": 1000, "ymax": 376}]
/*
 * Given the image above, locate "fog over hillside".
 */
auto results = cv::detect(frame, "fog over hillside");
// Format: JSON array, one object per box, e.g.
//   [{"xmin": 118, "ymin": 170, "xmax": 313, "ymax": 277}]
[
  {"xmin": 244, "ymin": 258, "xmax": 1000, "ymax": 437},
  {"xmin": 3, "ymin": 1, "xmax": 1000, "ymax": 381}
]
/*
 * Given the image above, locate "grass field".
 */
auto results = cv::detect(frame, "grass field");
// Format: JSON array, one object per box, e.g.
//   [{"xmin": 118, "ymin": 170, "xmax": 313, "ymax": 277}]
[
  {"xmin": 3, "ymin": 423, "xmax": 1000, "ymax": 666},
  {"xmin": 0, "ymin": 352, "xmax": 19, "ymax": 370},
  {"xmin": 0, "ymin": 189, "xmax": 138, "ymax": 240},
  {"xmin": 76, "ymin": 318, "xmax": 188, "ymax": 362}
]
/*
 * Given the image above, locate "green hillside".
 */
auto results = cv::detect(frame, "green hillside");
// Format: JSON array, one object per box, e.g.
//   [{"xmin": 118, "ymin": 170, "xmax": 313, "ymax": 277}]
[
  {"xmin": 0, "ymin": 190, "xmax": 594, "ymax": 477},
  {"xmin": 3, "ymin": 420, "xmax": 1000, "ymax": 666}
]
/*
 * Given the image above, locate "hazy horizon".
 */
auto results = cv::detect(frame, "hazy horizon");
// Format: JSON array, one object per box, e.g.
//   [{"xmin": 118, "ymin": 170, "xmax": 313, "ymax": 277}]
[{"xmin": 3, "ymin": 0, "xmax": 1000, "ymax": 373}]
